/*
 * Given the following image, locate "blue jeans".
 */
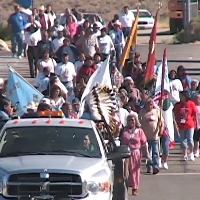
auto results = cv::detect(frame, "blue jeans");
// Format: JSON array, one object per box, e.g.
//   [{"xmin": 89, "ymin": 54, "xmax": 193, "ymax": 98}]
[
  {"xmin": 146, "ymin": 139, "xmax": 159, "ymax": 170},
  {"xmin": 62, "ymin": 80, "xmax": 73, "ymax": 90},
  {"xmin": 11, "ymin": 31, "xmax": 23, "ymax": 56},
  {"xmin": 161, "ymin": 135, "xmax": 169, "ymax": 156},
  {"xmin": 122, "ymin": 27, "xmax": 131, "ymax": 38},
  {"xmin": 179, "ymin": 128, "xmax": 194, "ymax": 149}
]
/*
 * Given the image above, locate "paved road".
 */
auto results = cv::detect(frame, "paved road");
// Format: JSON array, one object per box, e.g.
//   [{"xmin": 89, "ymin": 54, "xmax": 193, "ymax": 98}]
[{"xmin": 1, "ymin": 33, "xmax": 200, "ymax": 200}]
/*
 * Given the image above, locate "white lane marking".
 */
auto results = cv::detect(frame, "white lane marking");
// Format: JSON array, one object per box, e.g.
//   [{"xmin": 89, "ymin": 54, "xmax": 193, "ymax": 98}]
[{"xmin": 156, "ymin": 172, "xmax": 200, "ymax": 176}]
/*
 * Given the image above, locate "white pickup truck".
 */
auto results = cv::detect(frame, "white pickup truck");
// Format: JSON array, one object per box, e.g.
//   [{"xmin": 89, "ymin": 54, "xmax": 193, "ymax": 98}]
[{"xmin": 0, "ymin": 113, "xmax": 130, "ymax": 200}]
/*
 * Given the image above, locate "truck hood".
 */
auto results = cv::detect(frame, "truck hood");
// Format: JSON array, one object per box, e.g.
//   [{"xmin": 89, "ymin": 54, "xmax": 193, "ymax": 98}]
[{"xmin": 0, "ymin": 155, "xmax": 104, "ymax": 175}]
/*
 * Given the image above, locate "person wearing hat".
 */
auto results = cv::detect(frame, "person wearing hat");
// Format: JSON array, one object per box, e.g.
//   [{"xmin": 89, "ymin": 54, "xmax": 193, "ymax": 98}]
[
  {"xmin": 55, "ymin": 52, "xmax": 76, "ymax": 91},
  {"xmin": 72, "ymin": 98, "xmax": 80, "ymax": 115},
  {"xmin": 38, "ymin": 5, "xmax": 49, "ymax": 31},
  {"xmin": 109, "ymin": 20, "xmax": 125, "ymax": 68},
  {"xmin": 89, "ymin": 15, "xmax": 103, "ymax": 30},
  {"xmin": 8, "ymin": 4, "xmax": 26, "ymax": 59}
]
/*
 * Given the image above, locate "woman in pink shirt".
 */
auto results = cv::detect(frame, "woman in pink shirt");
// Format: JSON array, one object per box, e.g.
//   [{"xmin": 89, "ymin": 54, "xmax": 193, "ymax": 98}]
[
  {"xmin": 66, "ymin": 15, "xmax": 78, "ymax": 38},
  {"xmin": 121, "ymin": 114, "xmax": 149, "ymax": 196}
]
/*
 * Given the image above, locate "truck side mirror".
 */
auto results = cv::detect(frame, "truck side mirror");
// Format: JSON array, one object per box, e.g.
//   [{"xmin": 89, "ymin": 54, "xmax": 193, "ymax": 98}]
[{"xmin": 107, "ymin": 145, "xmax": 131, "ymax": 160}]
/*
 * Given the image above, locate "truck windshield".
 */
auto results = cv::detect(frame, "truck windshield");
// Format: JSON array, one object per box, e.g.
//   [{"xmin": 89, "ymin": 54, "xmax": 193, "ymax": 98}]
[
  {"xmin": 132, "ymin": 11, "xmax": 152, "ymax": 18},
  {"xmin": 0, "ymin": 126, "xmax": 102, "ymax": 158}
]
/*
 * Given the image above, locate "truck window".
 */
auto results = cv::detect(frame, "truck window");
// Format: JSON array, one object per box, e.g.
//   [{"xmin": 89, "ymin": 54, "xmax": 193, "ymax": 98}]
[{"xmin": 0, "ymin": 126, "xmax": 102, "ymax": 158}]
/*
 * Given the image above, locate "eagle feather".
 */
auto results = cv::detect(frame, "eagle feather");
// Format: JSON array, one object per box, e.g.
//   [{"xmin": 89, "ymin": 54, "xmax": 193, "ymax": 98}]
[{"xmin": 85, "ymin": 84, "xmax": 119, "ymax": 137}]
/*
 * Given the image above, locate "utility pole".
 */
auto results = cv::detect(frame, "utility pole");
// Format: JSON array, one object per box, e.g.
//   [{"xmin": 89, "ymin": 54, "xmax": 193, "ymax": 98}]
[{"xmin": 184, "ymin": 0, "xmax": 191, "ymax": 42}]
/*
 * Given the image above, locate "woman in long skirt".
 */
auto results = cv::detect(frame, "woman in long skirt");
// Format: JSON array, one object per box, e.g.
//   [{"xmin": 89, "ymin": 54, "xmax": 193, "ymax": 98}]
[{"xmin": 121, "ymin": 114, "xmax": 149, "ymax": 195}]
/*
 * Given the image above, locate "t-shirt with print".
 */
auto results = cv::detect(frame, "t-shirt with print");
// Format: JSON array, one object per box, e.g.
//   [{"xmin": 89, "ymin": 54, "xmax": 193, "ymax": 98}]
[{"xmin": 173, "ymin": 100, "xmax": 197, "ymax": 129}]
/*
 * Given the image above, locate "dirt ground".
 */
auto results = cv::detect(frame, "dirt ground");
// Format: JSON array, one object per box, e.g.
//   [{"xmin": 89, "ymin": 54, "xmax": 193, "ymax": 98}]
[{"xmin": 0, "ymin": 0, "xmax": 169, "ymax": 27}]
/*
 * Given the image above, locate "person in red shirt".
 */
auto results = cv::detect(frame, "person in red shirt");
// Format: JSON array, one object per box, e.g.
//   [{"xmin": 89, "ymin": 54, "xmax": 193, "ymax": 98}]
[
  {"xmin": 173, "ymin": 91, "xmax": 197, "ymax": 161},
  {"xmin": 77, "ymin": 57, "xmax": 96, "ymax": 81}
]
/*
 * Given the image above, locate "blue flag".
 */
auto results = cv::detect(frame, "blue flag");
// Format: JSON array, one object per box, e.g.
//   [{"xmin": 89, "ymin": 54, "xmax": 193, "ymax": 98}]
[
  {"xmin": 6, "ymin": 68, "xmax": 44, "ymax": 116},
  {"xmin": 16, "ymin": 0, "xmax": 32, "ymax": 8}
]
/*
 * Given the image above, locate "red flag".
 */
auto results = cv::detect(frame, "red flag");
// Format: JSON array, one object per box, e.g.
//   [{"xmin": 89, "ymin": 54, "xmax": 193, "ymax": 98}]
[
  {"xmin": 143, "ymin": 9, "xmax": 159, "ymax": 85},
  {"xmin": 160, "ymin": 48, "xmax": 167, "ymax": 103}
]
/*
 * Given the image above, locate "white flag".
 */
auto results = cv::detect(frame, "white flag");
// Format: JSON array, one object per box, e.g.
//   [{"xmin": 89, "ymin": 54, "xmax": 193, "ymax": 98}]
[
  {"xmin": 78, "ymin": 56, "xmax": 112, "ymax": 117},
  {"xmin": 154, "ymin": 50, "xmax": 174, "ymax": 144}
]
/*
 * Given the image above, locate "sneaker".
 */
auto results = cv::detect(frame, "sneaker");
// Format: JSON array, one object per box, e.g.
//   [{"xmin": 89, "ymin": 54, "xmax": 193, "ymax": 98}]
[
  {"xmin": 132, "ymin": 189, "xmax": 138, "ymax": 196},
  {"xmin": 189, "ymin": 153, "xmax": 195, "ymax": 161},
  {"xmin": 153, "ymin": 167, "xmax": 159, "ymax": 175},
  {"xmin": 194, "ymin": 151, "xmax": 199, "ymax": 158},
  {"xmin": 158, "ymin": 158, "xmax": 162, "ymax": 168},
  {"xmin": 183, "ymin": 155, "xmax": 188, "ymax": 161},
  {"xmin": 18, "ymin": 55, "xmax": 22, "ymax": 59},
  {"xmin": 163, "ymin": 162, "xmax": 168, "ymax": 170}
]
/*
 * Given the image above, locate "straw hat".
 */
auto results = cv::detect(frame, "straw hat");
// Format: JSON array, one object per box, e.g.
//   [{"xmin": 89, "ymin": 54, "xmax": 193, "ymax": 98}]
[
  {"xmin": 39, "ymin": 5, "xmax": 45, "ymax": 11},
  {"xmin": 113, "ymin": 20, "xmax": 121, "ymax": 26}
]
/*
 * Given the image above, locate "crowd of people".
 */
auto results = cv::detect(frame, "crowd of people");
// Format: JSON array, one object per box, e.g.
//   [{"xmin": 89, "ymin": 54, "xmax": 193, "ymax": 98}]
[{"xmin": 0, "ymin": 3, "xmax": 200, "ymax": 196}]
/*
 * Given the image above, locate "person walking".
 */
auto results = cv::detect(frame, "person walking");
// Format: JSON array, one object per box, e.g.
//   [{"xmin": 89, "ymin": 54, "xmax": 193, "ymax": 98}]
[
  {"xmin": 8, "ymin": 5, "xmax": 26, "ymax": 59},
  {"xmin": 173, "ymin": 91, "xmax": 197, "ymax": 161},
  {"xmin": 138, "ymin": 98, "xmax": 164, "ymax": 174},
  {"xmin": 121, "ymin": 114, "xmax": 149, "ymax": 196},
  {"xmin": 24, "ymin": 15, "xmax": 42, "ymax": 78}
]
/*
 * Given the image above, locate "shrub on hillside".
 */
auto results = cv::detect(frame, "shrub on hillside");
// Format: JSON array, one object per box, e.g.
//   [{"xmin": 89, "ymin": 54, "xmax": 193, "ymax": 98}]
[
  {"xmin": 174, "ymin": 16, "xmax": 200, "ymax": 43},
  {"xmin": 0, "ymin": 23, "xmax": 10, "ymax": 41}
]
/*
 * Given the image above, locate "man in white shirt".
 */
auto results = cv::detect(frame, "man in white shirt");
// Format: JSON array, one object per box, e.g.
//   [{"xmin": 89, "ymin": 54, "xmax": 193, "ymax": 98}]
[
  {"xmin": 55, "ymin": 52, "xmax": 76, "ymax": 91},
  {"xmin": 170, "ymin": 78, "xmax": 183, "ymax": 105},
  {"xmin": 52, "ymin": 26, "xmax": 65, "ymax": 53},
  {"xmin": 98, "ymin": 27, "xmax": 115, "ymax": 59},
  {"xmin": 119, "ymin": 6, "xmax": 135, "ymax": 39},
  {"xmin": 24, "ymin": 15, "xmax": 42, "ymax": 78}
]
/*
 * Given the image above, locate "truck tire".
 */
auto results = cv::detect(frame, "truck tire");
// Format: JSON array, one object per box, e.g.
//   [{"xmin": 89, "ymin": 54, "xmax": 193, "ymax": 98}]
[
  {"xmin": 177, "ymin": 18, "xmax": 184, "ymax": 32},
  {"xmin": 169, "ymin": 18, "xmax": 177, "ymax": 34}
]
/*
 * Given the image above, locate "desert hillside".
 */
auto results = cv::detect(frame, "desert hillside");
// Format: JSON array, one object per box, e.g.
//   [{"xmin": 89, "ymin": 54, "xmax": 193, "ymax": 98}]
[{"xmin": 0, "ymin": 0, "xmax": 169, "ymax": 23}]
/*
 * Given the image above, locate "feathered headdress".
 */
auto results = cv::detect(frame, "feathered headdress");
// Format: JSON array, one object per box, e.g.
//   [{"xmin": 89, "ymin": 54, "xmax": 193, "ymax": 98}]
[{"xmin": 85, "ymin": 84, "xmax": 119, "ymax": 137}]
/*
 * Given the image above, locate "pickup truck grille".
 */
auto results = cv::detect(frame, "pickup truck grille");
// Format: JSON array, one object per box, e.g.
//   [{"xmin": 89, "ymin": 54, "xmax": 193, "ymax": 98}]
[
  {"xmin": 6, "ymin": 173, "xmax": 82, "ymax": 197},
  {"xmin": 138, "ymin": 21, "xmax": 148, "ymax": 25}
]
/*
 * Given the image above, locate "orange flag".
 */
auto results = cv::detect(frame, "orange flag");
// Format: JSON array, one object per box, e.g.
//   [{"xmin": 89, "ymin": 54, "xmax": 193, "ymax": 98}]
[
  {"xmin": 119, "ymin": 8, "xmax": 139, "ymax": 68},
  {"xmin": 143, "ymin": 9, "xmax": 160, "ymax": 85}
]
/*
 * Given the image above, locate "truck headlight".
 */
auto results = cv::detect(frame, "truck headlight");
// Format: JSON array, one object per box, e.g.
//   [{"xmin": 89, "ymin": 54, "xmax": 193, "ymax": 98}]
[{"xmin": 87, "ymin": 181, "xmax": 110, "ymax": 194}]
